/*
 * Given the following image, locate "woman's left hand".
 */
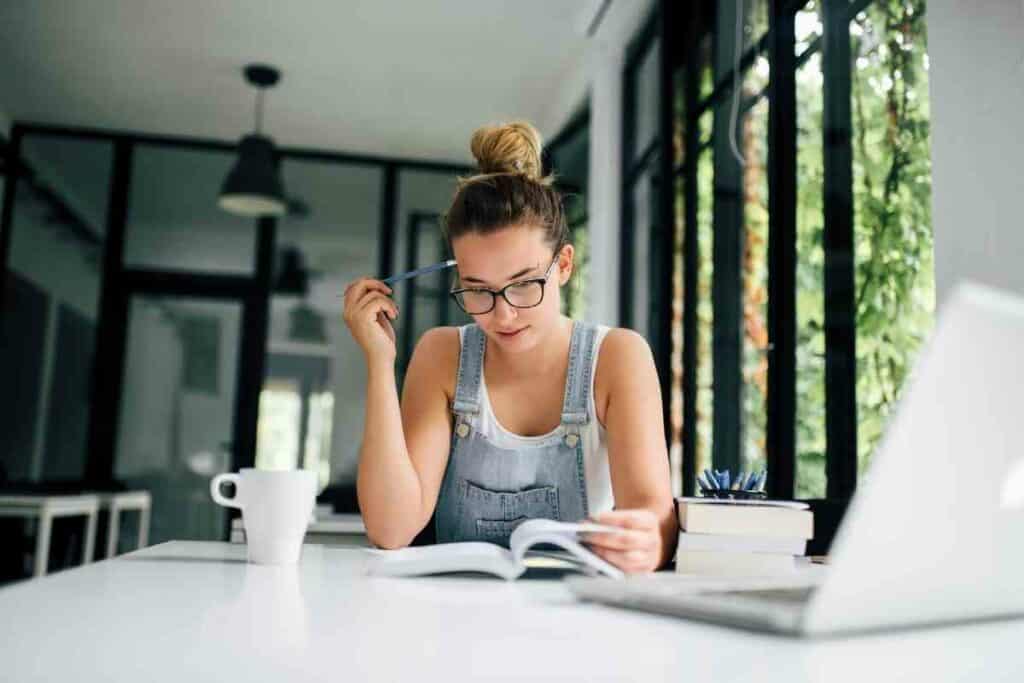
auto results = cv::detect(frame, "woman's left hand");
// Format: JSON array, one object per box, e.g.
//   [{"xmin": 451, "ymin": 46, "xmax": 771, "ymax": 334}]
[{"xmin": 583, "ymin": 509, "xmax": 662, "ymax": 574}]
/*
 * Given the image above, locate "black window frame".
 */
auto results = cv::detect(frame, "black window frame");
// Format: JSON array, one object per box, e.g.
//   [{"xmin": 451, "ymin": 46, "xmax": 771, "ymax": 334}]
[{"xmin": 624, "ymin": 0, "xmax": 891, "ymax": 552}]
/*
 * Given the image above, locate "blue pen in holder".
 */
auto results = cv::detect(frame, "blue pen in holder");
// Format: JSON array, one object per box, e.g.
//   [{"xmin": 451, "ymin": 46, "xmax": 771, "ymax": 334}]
[{"xmin": 697, "ymin": 468, "xmax": 768, "ymax": 500}]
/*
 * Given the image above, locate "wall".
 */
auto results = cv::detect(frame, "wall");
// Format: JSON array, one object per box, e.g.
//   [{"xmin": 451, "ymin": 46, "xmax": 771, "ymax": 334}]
[
  {"xmin": 928, "ymin": 0, "xmax": 1024, "ymax": 304},
  {"xmin": 580, "ymin": 0, "xmax": 655, "ymax": 327}
]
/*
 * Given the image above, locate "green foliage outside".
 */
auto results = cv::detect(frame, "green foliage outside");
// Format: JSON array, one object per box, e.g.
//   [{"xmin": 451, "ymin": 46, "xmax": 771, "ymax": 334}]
[{"xmin": 686, "ymin": 0, "xmax": 934, "ymax": 498}]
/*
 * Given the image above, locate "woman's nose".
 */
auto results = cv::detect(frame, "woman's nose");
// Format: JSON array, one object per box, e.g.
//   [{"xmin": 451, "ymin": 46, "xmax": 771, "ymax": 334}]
[{"xmin": 492, "ymin": 295, "xmax": 518, "ymax": 322}]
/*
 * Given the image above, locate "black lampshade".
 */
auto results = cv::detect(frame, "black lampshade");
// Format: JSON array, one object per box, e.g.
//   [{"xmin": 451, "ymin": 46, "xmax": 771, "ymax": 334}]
[{"xmin": 218, "ymin": 134, "xmax": 287, "ymax": 217}]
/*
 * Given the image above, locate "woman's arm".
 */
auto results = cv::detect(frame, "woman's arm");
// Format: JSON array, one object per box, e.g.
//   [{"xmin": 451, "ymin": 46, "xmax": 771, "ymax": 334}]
[
  {"xmin": 585, "ymin": 329, "xmax": 677, "ymax": 572},
  {"xmin": 352, "ymin": 318, "xmax": 457, "ymax": 548}
]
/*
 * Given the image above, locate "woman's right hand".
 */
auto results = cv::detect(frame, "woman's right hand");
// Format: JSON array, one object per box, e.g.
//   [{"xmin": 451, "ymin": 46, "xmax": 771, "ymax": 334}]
[{"xmin": 342, "ymin": 278, "xmax": 399, "ymax": 363}]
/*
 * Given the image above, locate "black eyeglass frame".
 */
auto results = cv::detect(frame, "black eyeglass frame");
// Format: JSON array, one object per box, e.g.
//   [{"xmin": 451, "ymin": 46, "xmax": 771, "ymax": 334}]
[{"xmin": 449, "ymin": 255, "xmax": 561, "ymax": 315}]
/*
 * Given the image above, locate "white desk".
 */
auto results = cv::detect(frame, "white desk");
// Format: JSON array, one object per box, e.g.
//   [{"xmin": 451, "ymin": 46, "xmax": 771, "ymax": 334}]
[
  {"xmin": 0, "ymin": 541, "xmax": 1019, "ymax": 682},
  {"xmin": 0, "ymin": 494, "xmax": 100, "ymax": 577}
]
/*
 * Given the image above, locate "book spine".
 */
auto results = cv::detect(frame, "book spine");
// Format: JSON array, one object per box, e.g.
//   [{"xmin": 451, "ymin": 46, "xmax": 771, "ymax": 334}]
[
  {"xmin": 677, "ymin": 503, "xmax": 814, "ymax": 538},
  {"xmin": 676, "ymin": 531, "xmax": 806, "ymax": 555},
  {"xmin": 674, "ymin": 550, "xmax": 800, "ymax": 576}
]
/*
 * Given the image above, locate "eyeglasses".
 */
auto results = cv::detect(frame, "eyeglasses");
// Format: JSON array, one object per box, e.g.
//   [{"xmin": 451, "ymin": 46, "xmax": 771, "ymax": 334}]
[{"xmin": 450, "ymin": 257, "xmax": 559, "ymax": 315}]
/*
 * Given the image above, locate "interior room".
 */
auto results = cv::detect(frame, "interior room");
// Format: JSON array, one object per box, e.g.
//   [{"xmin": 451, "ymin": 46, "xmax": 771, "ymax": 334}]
[{"xmin": 1, "ymin": 0, "xmax": 1022, "ymax": 679}]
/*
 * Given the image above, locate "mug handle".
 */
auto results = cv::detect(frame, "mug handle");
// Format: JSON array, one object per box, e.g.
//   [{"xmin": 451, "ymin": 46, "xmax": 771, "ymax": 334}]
[{"xmin": 210, "ymin": 473, "xmax": 244, "ymax": 510}]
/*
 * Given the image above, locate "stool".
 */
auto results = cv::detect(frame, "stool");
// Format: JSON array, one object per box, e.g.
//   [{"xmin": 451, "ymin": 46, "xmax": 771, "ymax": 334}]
[
  {"xmin": 97, "ymin": 491, "xmax": 152, "ymax": 558},
  {"xmin": 0, "ymin": 494, "xmax": 100, "ymax": 577}
]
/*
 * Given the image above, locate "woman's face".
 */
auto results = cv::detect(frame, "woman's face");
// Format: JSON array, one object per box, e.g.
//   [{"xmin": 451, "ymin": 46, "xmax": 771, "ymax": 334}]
[{"xmin": 451, "ymin": 225, "xmax": 573, "ymax": 353}]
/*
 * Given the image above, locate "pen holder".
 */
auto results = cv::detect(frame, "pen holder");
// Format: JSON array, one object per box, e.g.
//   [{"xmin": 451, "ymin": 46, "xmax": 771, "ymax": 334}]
[{"xmin": 697, "ymin": 487, "xmax": 767, "ymax": 500}]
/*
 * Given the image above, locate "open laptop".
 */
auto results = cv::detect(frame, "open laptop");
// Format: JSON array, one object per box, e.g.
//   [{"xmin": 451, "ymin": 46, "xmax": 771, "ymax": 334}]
[{"xmin": 567, "ymin": 281, "xmax": 1024, "ymax": 636}]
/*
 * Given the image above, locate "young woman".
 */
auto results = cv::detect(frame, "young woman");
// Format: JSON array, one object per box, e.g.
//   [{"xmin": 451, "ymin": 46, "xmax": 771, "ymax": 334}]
[{"xmin": 343, "ymin": 121, "xmax": 676, "ymax": 572}]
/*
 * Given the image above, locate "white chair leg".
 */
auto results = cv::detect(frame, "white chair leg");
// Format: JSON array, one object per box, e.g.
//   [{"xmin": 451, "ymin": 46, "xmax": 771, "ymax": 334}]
[
  {"xmin": 106, "ymin": 506, "xmax": 120, "ymax": 559},
  {"xmin": 34, "ymin": 513, "xmax": 52, "ymax": 578},
  {"xmin": 82, "ymin": 510, "xmax": 97, "ymax": 565},
  {"xmin": 138, "ymin": 506, "xmax": 150, "ymax": 549}
]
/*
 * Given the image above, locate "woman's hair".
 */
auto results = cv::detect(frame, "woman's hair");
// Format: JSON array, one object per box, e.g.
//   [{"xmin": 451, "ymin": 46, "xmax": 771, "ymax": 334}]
[{"xmin": 443, "ymin": 121, "xmax": 568, "ymax": 253}]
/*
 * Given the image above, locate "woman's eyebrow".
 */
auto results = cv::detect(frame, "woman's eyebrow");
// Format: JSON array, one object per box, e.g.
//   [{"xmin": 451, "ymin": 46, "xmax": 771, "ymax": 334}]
[{"xmin": 461, "ymin": 264, "xmax": 539, "ymax": 286}]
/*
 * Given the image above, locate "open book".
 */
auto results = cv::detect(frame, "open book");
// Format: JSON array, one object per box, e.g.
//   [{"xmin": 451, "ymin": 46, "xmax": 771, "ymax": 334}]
[{"xmin": 365, "ymin": 519, "xmax": 626, "ymax": 580}]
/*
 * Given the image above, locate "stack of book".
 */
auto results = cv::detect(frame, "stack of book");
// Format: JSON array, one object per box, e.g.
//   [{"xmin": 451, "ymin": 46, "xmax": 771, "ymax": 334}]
[{"xmin": 674, "ymin": 497, "xmax": 814, "ymax": 575}]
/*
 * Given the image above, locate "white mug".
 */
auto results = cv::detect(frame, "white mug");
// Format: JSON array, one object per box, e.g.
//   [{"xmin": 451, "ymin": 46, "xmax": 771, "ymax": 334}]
[{"xmin": 210, "ymin": 468, "xmax": 317, "ymax": 565}]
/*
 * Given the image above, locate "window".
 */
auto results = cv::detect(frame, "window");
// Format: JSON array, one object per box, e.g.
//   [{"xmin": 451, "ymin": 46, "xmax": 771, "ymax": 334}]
[{"xmin": 659, "ymin": 0, "xmax": 933, "ymax": 546}]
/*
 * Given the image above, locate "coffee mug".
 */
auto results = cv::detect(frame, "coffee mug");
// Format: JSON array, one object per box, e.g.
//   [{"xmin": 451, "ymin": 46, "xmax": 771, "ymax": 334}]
[{"xmin": 210, "ymin": 468, "xmax": 317, "ymax": 565}]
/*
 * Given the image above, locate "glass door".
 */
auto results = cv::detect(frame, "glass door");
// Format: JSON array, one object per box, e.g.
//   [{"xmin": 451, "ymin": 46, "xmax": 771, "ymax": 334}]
[{"xmin": 114, "ymin": 296, "xmax": 242, "ymax": 544}]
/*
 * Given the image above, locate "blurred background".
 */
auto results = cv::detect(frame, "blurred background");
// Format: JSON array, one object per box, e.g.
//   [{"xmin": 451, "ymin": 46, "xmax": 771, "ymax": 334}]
[{"xmin": 3, "ymin": 0, "xmax": 1009, "ymax": 579}]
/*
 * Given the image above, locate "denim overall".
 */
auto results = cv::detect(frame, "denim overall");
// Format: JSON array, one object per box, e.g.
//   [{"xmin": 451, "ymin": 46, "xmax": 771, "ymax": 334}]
[{"xmin": 434, "ymin": 321, "xmax": 598, "ymax": 547}]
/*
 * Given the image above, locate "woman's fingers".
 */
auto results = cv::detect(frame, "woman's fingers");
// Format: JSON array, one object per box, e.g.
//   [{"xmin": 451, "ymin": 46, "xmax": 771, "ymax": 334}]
[
  {"xmin": 589, "ymin": 546, "xmax": 655, "ymax": 574},
  {"xmin": 583, "ymin": 509, "xmax": 661, "ymax": 572},
  {"xmin": 583, "ymin": 527, "xmax": 655, "ymax": 552},
  {"xmin": 356, "ymin": 292, "xmax": 398, "ymax": 321},
  {"xmin": 343, "ymin": 278, "xmax": 392, "ymax": 312}
]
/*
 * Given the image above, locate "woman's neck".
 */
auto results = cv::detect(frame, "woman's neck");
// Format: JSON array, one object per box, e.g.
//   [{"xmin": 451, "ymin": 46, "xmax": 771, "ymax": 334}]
[{"xmin": 486, "ymin": 316, "xmax": 573, "ymax": 380}]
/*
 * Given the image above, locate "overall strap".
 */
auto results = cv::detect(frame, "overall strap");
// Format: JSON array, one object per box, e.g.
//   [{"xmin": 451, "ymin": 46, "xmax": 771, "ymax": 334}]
[
  {"xmin": 452, "ymin": 324, "xmax": 486, "ymax": 417},
  {"xmin": 560, "ymin": 322, "xmax": 597, "ymax": 435}
]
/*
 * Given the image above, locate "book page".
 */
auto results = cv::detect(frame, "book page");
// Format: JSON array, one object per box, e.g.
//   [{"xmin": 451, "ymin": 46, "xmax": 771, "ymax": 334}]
[
  {"xmin": 365, "ymin": 542, "xmax": 523, "ymax": 580},
  {"xmin": 509, "ymin": 520, "xmax": 625, "ymax": 579}
]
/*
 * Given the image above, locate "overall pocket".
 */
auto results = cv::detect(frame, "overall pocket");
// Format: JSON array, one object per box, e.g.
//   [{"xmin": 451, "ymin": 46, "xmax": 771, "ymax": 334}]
[{"xmin": 457, "ymin": 480, "xmax": 561, "ymax": 544}]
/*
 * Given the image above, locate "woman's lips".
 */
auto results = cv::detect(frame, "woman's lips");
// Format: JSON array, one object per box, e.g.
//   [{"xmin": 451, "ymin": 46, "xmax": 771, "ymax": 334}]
[{"xmin": 496, "ymin": 327, "xmax": 527, "ymax": 338}]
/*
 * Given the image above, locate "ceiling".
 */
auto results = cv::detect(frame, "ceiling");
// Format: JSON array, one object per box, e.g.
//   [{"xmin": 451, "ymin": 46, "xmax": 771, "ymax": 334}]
[{"xmin": 0, "ymin": 0, "xmax": 604, "ymax": 164}]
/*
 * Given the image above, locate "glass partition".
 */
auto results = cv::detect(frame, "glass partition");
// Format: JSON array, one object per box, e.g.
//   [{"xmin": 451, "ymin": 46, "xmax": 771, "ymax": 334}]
[{"xmin": 1, "ymin": 135, "xmax": 112, "ymax": 482}]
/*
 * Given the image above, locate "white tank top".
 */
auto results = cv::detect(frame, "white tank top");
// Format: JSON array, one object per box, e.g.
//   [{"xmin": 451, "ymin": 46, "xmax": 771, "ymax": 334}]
[{"xmin": 458, "ymin": 325, "xmax": 615, "ymax": 515}]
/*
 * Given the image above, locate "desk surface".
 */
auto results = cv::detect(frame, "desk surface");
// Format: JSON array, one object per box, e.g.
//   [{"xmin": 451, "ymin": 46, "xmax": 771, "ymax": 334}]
[{"xmin": 0, "ymin": 541, "xmax": 1019, "ymax": 682}]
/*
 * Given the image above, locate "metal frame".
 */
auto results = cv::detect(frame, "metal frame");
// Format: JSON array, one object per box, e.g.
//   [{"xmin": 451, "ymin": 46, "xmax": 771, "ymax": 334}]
[
  {"xmin": 709, "ymin": 0, "xmax": 746, "ymax": 476},
  {"xmin": 655, "ymin": 0, "xmax": 679, "ymax": 466},
  {"xmin": 765, "ymin": 0, "xmax": 798, "ymax": 500},
  {"xmin": 820, "ymin": 0, "xmax": 858, "ymax": 503},
  {"xmin": 619, "ymin": 10, "xmax": 660, "ymax": 330}
]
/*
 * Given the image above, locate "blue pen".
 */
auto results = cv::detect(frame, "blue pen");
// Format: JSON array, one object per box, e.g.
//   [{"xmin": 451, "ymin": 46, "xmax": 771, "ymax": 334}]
[
  {"xmin": 721, "ymin": 470, "xmax": 731, "ymax": 490},
  {"xmin": 702, "ymin": 469, "xmax": 718, "ymax": 490},
  {"xmin": 734, "ymin": 471, "xmax": 747, "ymax": 490},
  {"xmin": 382, "ymin": 259, "xmax": 457, "ymax": 285}
]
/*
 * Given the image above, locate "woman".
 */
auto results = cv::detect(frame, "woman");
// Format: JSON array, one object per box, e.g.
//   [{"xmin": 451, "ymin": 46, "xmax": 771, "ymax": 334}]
[{"xmin": 343, "ymin": 121, "xmax": 675, "ymax": 572}]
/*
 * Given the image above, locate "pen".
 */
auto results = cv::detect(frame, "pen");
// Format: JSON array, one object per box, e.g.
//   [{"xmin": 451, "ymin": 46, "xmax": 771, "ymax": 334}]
[{"xmin": 382, "ymin": 259, "xmax": 457, "ymax": 285}]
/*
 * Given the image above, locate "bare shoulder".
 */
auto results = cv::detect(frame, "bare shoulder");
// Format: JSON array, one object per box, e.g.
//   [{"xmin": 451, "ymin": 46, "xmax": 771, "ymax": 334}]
[
  {"xmin": 593, "ymin": 327, "xmax": 656, "ymax": 424},
  {"xmin": 405, "ymin": 326, "xmax": 461, "ymax": 401}
]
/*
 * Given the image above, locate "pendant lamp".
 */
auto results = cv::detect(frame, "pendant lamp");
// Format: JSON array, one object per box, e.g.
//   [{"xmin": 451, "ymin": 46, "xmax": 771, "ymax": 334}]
[{"xmin": 219, "ymin": 64, "xmax": 287, "ymax": 217}]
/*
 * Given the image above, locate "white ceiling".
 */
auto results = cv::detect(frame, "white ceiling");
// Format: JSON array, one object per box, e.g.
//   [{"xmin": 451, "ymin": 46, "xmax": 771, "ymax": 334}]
[{"xmin": 0, "ymin": 0, "xmax": 604, "ymax": 163}]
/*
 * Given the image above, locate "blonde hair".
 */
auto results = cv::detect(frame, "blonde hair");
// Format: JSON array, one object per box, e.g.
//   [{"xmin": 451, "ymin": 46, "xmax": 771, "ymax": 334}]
[{"xmin": 444, "ymin": 120, "xmax": 567, "ymax": 251}]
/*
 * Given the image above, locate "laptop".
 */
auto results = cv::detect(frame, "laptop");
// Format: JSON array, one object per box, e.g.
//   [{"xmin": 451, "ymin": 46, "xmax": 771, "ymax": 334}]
[{"xmin": 567, "ymin": 281, "xmax": 1024, "ymax": 636}]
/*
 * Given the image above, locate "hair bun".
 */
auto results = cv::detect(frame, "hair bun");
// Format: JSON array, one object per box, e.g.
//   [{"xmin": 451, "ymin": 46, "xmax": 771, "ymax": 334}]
[{"xmin": 470, "ymin": 121, "xmax": 544, "ymax": 180}]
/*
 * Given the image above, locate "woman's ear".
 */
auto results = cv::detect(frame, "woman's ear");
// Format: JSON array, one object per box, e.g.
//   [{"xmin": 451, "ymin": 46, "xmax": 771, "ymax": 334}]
[{"xmin": 557, "ymin": 244, "xmax": 575, "ymax": 286}]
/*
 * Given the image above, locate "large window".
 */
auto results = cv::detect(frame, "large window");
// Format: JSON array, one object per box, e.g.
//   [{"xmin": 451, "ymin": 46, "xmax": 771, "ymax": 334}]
[{"xmin": 637, "ymin": 0, "xmax": 934, "ymax": 547}]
